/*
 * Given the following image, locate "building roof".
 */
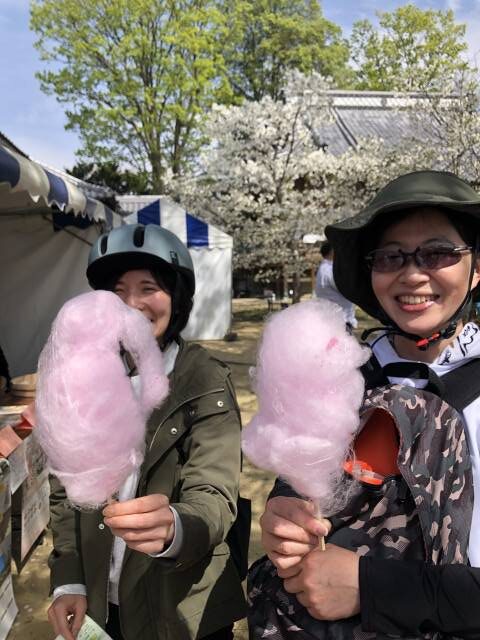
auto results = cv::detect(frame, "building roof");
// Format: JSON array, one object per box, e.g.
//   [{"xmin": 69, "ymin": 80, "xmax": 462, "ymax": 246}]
[{"xmin": 319, "ymin": 90, "xmax": 428, "ymax": 155}]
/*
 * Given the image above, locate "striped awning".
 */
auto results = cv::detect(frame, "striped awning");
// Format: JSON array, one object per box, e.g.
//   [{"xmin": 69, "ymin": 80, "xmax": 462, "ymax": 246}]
[{"xmin": 0, "ymin": 142, "xmax": 120, "ymax": 229}]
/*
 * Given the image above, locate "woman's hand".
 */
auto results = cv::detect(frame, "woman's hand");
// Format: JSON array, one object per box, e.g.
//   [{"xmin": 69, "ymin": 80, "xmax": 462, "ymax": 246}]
[
  {"xmin": 260, "ymin": 496, "xmax": 331, "ymax": 570},
  {"xmin": 283, "ymin": 544, "xmax": 360, "ymax": 620},
  {"xmin": 103, "ymin": 494, "xmax": 175, "ymax": 555},
  {"xmin": 48, "ymin": 594, "xmax": 87, "ymax": 640}
]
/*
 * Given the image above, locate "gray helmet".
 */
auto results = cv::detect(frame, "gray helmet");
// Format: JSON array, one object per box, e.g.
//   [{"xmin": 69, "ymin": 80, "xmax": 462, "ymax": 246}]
[
  {"xmin": 326, "ymin": 170, "xmax": 480, "ymax": 321},
  {"xmin": 87, "ymin": 223, "xmax": 195, "ymax": 295}
]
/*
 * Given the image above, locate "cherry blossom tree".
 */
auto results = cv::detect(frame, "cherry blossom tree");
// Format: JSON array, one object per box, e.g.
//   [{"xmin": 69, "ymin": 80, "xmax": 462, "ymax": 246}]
[
  {"xmin": 165, "ymin": 72, "xmax": 445, "ymax": 298},
  {"xmin": 400, "ymin": 73, "xmax": 480, "ymax": 184}
]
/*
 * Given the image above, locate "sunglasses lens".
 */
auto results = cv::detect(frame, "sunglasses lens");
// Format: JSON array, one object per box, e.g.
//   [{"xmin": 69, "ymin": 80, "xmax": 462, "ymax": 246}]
[
  {"xmin": 417, "ymin": 247, "xmax": 462, "ymax": 269},
  {"xmin": 367, "ymin": 251, "xmax": 404, "ymax": 272}
]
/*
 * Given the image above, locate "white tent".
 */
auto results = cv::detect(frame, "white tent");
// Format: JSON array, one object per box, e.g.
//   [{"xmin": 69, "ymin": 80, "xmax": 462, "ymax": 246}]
[
  {"xmin": 0, "ymin": 142, "xmax": 123, "ymax": 377},
  {"xmin": 118, "ymin": 195, "xmax": 233, "ymax": 341}
]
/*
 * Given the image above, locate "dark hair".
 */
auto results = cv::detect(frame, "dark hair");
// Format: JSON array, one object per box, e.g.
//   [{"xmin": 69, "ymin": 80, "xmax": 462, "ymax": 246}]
[
  {"xmin": 107, "ymin": 264, "xmax": 193, "ymax": 346},
  {"xmin": 362, "ymin": 207, "xmax": 479, "ymax": 257},
  {"xmin": 320, "ymin": 241, "xmax": 333, "ymax": 258}
]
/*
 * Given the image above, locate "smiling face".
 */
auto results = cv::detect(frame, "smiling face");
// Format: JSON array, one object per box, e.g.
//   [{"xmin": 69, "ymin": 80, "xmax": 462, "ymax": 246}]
[
  {"xmin": 371, "ymin": 209, "xmax": 480, "ymax": 345},
  {"xmin": 113, "ymin": 269, "xmax": 172, "ymax": 340}
]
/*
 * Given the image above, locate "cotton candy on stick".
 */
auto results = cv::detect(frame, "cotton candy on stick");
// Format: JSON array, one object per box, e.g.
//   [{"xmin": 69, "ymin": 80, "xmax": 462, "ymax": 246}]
[
  {"xmin": 242, "ymin": 300, "xmax": 369, "ymax": 544},
  {"xmin": 35, "ymin": 290, "xmax": 169, "ymax": 509}
]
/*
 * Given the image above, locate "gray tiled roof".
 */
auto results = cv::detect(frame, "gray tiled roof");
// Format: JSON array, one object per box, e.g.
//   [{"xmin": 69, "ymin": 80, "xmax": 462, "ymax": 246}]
[{"xmin": 318, "ymin": 91, "xmax": 427, "ymax": 155}]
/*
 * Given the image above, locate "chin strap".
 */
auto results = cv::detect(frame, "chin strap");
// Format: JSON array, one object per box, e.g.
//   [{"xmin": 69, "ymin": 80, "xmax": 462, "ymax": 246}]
[
  {"xmin": 413, "ymin": 322, "xmax": 458, "ymax": 350},
  {"xmin": 361, "ymin": 320, "xmax": 459, "ymax": 352}
]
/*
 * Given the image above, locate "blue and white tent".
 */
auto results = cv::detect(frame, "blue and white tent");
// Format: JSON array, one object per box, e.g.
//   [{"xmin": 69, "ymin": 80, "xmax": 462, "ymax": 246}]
[
  {"xmin": 0, "ymin": 141, "xmax": 123, "ymax": 377},
  {"xmin": 119, "ymin": 195, "xmax": 233, "ymax": 341}
]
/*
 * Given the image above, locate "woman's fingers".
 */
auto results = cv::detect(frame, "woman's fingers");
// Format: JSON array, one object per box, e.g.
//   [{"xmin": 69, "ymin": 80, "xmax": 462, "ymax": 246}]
[
  {"xmin": 107, "ymin": 525, "xmax": 170, "ymax": 542},
  {"xmin": 262, "ymin": 497, "xmax": 330, "ymax": 538},
  {"xmin": 48, "ymin": 595, "xmax": 87, "ymax": 640},
  {"xmin": 103, "ymin": 494, "xmax": 169, "ymax": 518},
  {"xmin": 263, "ymin": 531, "xmax": 315, "ymax": 557},
  {"xmin": 268, "ymin": 550, "xmax": 306, "ymax": 570}
]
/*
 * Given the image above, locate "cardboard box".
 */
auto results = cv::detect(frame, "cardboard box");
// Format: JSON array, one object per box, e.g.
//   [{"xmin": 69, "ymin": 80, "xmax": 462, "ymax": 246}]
[
  {"xmin": 0, "ymin": 426, "xmax": 28, "ymax": 494},
  {"xmin": 0, "ymin": 459, "xmax": 18, "ymax": 640},
  {"xmin": 0, "ymin": 575, "xmax": 18, "ymax": 640},
  {"xmin": 11, "ymin": 436, "xmax": 49, "ymax": 571},
  {"xmin": 0, "ymin": 406, "xmax": 28, "ymax": 429}
]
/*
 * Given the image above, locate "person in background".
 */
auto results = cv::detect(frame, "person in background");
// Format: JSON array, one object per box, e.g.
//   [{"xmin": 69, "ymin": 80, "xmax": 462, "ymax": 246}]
[
  {"xmin": 46, "ymin": 224, "xmax": 246, "ymax": 640},
  {"xmin": 0, "ymin": 344, "xmax": 11, "ymax": 392},
  {"xmin": 315, "ymin": 242, "xmax": 357, "ymax": 331}
]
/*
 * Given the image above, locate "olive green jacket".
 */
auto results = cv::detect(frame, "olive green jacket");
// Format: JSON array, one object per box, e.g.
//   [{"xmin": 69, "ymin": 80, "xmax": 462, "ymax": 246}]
[{"xmin": 49, "ymin": 339, "xmax": 246, "ymax": 639}]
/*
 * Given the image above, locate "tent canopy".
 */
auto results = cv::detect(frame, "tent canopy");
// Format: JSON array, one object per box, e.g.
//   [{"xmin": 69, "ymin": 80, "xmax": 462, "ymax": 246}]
[
  {"xmin": 121, "ymin": 195, "xmax": 232, "ymax": 249},
  {"xmin": 0, "ymin": 143, "xmax": 123, "ymax": 377}
]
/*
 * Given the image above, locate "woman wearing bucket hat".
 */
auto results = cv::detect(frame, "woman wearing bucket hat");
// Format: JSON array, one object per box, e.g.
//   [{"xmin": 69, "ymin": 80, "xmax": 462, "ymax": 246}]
[
  {"xmin": 257, "ymin": 170, "xmax": 480, "ymax": 636},
  {"xmin": 46, "ymin": 224, "xmax": 247, "ymax": 640}
]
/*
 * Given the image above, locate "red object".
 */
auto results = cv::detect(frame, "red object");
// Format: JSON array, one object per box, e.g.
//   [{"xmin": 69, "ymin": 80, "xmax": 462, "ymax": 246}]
[
  {"xmin": 343, "ymin": 460, "xmax": 384, "ymax": 486},
  {"xmin": 13, "ymin": 418, "xmax": 34, "ymax": 440},
  {"xmin": 416, "ymin": 333, "xmax": 440, "ymax": 348},
  {"xmin": 344, "ymin": 408, "xmax": 400, "ymax": 484},
  {"xmin": 0, "ymin": 425, "xmax": 23, "ymax": 457}
]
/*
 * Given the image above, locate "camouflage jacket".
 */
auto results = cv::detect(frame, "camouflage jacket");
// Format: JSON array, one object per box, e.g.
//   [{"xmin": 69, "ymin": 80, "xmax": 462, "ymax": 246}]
[{"xmin": 248, "ymin": 384, "xmax": 473, "ymax": 640}]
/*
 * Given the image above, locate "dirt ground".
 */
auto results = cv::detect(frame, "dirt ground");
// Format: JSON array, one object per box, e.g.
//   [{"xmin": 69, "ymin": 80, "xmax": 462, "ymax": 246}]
[{"xmin": 7, "ymin": 298, "xmax": 272, "ymax": 640}]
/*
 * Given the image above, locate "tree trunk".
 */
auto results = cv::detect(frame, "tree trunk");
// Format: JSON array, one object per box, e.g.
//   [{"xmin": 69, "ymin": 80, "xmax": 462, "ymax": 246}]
[
  {"xmin": 150, "ymin": 151, "xmax": 163, "ymax": 193},
  {"xmin": 172, "ymin": 117, "xmax": 183, "ymax": 176},
  {"xmin": 282, "ymin": 266, "xmax": 289, "ymax": 299},
  {"xmin": 292, "ymin": 271, "xmax": 302, "ymax": 303}
]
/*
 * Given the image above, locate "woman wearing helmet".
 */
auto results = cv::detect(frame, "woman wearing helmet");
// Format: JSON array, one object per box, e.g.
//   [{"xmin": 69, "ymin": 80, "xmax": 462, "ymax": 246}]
[
  {"xmin": 257, "ymin": 170, "xmax": 480, "ymax": 635},
  {"xmin": 47, "ymin": 224, "xmax": 246, "ymax": 640}
]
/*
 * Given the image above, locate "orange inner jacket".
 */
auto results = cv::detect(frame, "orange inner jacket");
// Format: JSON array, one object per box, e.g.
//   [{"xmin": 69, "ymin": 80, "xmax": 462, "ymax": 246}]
[{"xmin": 352, "ymin": 409, "xmax": 400, "ymax": 478}]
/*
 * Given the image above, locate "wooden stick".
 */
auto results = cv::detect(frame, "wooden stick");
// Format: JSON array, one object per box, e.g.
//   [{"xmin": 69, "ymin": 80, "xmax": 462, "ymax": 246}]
[{"xmin": 312, "ymin": 500, "xmax": 326, "ymax": 551}]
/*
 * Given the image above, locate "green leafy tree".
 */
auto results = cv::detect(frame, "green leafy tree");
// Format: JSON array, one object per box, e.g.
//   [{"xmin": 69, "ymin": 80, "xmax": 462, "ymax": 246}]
[
  {"xmin": 31, "ymin": 0, "xmax": 233, "ymax": 192},
  {"xmin": 221, "ymin": 0, "xmax": 353, "ymax": 101},
  {"xmin": 68, "ymin": 161, "xmax": 151, "ymax": 195},
  {"xmin": 350, "ymin": 4, "xmax": 469, "ymax": 91}
]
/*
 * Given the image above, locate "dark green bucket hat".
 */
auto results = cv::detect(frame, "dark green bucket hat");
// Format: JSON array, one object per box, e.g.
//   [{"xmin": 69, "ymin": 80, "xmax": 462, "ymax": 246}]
[{"xmin": 325, "ymin": 170, "xmax": 480, "ymax": 321}]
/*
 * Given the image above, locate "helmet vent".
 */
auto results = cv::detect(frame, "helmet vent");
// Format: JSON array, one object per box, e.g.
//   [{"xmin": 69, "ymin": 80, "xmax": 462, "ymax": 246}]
[
  {"xmin": 170, "ymin": 250, "xmax": 179, "ymax": 265},
  {"xmin": 100, "ymin": 235, "xmax": 108, "ymax": 255},
  {"xmin": 133, "ymin": 225, "xmax": 145, "ymax": 247}
]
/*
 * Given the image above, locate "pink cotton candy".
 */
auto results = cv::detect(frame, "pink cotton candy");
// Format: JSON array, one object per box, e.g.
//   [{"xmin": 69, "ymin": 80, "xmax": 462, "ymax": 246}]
[
  {"xmin": 242, "ymin": 299, "xmax": 370, "ymax": 515},
  {"xmin": 35, "ymin": 290, "xmax": 169, "ymax": 509}
]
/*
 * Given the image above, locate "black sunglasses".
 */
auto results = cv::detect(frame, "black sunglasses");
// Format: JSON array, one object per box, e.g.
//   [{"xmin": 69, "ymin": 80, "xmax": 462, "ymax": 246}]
[{"xmin": 365, "ymin": 244, "xmax": 472, "ymax": 273}]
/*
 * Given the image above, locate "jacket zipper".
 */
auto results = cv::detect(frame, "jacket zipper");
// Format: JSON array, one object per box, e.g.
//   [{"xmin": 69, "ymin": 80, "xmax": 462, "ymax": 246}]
[
  {"xmin": 148, "ymin": 386, "xmax": 225, "ymax": 451},
  {"xmin": 394, "ymin": 427, "xmax": 430, "ymax": 560},
  {"xmin": 104, "ymin": 536, "xmax": 115, "ymax": 624}
]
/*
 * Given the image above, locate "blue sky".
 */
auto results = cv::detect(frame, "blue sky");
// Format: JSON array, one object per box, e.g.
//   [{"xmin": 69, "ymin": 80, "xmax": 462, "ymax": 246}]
[{"xmin": 1, "ymin": 0, "xmax": 479, "ymax": 171}]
